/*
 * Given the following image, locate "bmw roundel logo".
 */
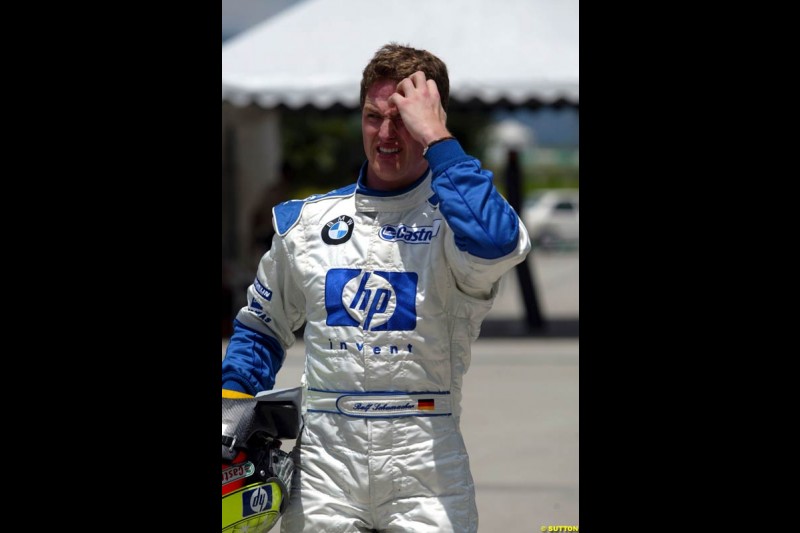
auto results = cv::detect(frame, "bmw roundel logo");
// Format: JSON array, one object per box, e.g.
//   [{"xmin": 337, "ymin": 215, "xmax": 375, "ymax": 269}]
[{"xmin": 322, "ymin": 215, "xmax": 355, "ymax": 245}]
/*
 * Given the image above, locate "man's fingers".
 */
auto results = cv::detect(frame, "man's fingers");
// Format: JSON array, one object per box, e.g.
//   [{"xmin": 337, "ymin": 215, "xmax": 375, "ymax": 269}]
[
  {"xmin": 410, "ymin": 71, "xmax": 427, "ymax": 87},
  {"xmin": 387, "ymin": 92, "xmax": 403, "ymax": 107},
  {"xmin": 395, "ymin": 76, "xmax": 414, "ymax": 96},
  {"xmin": 397, "ymin": 72, "xmax": 430, "ymax": 96},
  {"xmin": 426, "ymin": 79, "xmax": 439, "ymax": 99}
]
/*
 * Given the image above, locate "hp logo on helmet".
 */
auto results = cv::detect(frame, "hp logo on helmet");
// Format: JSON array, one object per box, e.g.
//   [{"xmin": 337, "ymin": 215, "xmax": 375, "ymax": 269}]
[{"xmin": 242, "ymin": 485, "xmax": 273, "ymax": 516}]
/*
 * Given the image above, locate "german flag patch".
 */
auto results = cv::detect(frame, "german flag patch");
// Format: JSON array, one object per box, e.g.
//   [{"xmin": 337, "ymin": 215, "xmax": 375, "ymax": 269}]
[{"xmin": 417, "ymin": 399, "xmax": 435, "ymax": 411}]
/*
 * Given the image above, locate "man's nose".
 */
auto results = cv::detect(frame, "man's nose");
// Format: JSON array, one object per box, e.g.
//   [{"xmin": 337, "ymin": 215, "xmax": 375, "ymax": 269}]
[{"xmin": 379, "ymin": 118, "xmax": 396, "ymax": 139}]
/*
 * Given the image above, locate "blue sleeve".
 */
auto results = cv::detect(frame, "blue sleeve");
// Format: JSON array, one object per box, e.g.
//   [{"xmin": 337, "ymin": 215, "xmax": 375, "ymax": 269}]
[
  {"xmin": 426, "ymin": 139, "xmax": 520, "ymax": 259},
  {"xmin": 221, "ymin": 319, "xmax": 285, "ymax": 395}
]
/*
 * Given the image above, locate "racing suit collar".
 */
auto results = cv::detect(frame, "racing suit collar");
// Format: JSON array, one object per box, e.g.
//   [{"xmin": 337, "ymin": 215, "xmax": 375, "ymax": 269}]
[{"xmin": 354, "ymin": 162, "xmax": 432, "ymax": 213}]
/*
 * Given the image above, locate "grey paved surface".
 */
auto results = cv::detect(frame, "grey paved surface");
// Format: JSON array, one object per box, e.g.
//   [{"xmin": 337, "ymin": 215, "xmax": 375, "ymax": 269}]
[
  {"xmin": 487, "ymin": 249, "xmax": 579, "ymax": 321},
  {"xmin": 222, "ymin": 249, "xmax": 579, "ymax": 531}
]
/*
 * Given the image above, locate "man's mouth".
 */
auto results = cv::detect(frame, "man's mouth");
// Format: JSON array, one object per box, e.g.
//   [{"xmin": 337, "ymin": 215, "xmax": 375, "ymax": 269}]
[{"xmin": 378, "ymin": 146, "xmax": 399, "ymax": 155}]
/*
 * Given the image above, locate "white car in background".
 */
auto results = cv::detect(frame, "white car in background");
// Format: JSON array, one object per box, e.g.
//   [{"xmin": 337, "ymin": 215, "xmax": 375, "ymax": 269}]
[{"xmin": 521, "ymin": 189, "xmax": 579, "ymax": 249}]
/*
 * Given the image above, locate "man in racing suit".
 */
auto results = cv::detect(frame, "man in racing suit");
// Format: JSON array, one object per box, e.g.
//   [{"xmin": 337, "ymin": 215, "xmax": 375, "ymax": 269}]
[{"xmin": 222, "ymin": 43, "xmax": 531, "ymax": 533}]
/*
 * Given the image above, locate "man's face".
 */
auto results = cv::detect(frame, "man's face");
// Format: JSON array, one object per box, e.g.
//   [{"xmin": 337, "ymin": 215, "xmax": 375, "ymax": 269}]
[{"xmin": 362, "ymin": 78, "xmax": 428, "ymax": 190}]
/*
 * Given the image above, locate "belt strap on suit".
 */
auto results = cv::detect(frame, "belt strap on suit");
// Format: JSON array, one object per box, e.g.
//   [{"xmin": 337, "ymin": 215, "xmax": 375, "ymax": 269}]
[{"xmin": 305, "ymin": 388, "xmax": 452, "ymax": 418}]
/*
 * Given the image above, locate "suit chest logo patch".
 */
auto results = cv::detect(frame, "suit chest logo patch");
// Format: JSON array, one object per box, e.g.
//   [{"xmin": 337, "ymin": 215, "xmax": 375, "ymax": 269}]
[
  {"xmin": 322, "ymin": 215, "xmax": 354, "ymax": 245},
  {"xmin": 325, "ymin": 269, "xmax": 418, "ymax": 331},
  {"xmin": 379, "ymin": 219, "xmax": 442, "ymax": 244}
]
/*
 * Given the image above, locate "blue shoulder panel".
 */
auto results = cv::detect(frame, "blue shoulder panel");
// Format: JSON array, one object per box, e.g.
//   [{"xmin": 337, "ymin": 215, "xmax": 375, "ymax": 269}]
[
  {"xmin": 273, "ymin": 183, "xmax": 357, "ymax": 236},
  {"xmin": 274, "ymin": 200, "xmax": 305, "ymax": 235}
]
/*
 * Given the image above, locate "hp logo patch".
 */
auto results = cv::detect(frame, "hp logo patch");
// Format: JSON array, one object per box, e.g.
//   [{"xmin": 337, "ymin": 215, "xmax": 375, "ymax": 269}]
[
  {"xmin": 242, "ymin": 485, "xmax": 273, "ymax": 517},
  {"xmin": 322, "ymin": 215, "xmax": 354, "ymax": 245},
  {"xmin": 325, "ymin": 269, "xmax": 417, "ymax": 331}
]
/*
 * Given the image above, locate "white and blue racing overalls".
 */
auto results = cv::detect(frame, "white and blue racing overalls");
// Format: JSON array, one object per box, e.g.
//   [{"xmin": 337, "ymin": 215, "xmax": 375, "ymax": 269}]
[{"xmin": 222, "ymin": 139, "xmax": 531, "ymax": 533}]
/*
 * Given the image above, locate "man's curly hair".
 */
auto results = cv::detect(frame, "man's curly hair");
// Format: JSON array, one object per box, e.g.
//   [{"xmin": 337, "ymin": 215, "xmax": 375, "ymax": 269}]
[{"xmin": 360, "ymin": 43, "xmax": 450, "ymax": 112}]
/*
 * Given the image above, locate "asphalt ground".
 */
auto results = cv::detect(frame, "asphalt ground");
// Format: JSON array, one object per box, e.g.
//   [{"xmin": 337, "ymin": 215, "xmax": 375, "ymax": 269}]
[
  {"xmin": 222, "ymin": 249, "xmax": 579, "ymax": 531},
  {"xmin": 481, "ymin": 248, "xmax": 579, "ymax": 337}
]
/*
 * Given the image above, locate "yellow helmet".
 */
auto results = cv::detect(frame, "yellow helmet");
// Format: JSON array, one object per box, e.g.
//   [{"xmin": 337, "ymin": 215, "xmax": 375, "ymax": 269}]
[{"xmin": 222, "ymin": 388, "xmax": 302, "ymax": 532}]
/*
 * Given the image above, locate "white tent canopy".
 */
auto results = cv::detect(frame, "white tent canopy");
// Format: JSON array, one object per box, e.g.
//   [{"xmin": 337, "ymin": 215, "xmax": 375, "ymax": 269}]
[{"xmin": 222, "ymin": 0, "xmax": 578, "ymax": 109}]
